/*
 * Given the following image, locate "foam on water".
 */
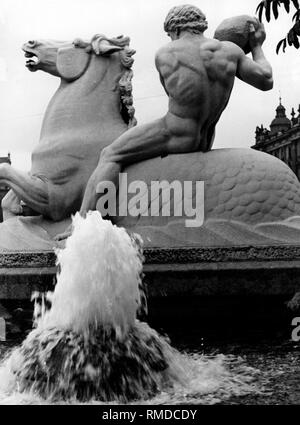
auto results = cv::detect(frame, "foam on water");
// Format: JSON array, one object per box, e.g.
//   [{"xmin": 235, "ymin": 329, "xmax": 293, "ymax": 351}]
[
  {"xmin": 0, "ymin": 350, "xmax": 261, "ymax": 405},
  {"xmin": 0, "ymin": 211, "xmax": 262, "ymax": 404}
]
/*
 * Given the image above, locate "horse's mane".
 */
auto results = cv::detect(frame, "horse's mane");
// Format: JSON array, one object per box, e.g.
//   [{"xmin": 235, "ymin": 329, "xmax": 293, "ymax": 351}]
[{"xmin": 74, "ymin": 34, "xmax": 137, "ymax": 128}]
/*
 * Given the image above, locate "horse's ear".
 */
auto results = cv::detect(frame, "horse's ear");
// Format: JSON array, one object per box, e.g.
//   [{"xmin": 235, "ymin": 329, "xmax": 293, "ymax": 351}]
[
  {"xmin": 92, "ymin": 38, "xmax": 123, "ymax": 55},
  {"xmin": 57, "ymin": 46, "xmax": 91, "ymax": 81}
]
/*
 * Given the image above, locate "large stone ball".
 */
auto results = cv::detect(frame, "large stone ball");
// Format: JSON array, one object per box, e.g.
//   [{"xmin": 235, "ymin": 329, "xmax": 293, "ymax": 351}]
[{"xmin": 214, "ymin": 15, "xmax": 259, "ymax": 54}]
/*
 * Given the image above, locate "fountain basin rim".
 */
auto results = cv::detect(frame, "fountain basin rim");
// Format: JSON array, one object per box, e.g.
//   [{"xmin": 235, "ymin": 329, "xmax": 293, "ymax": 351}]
[
  {"xmin": 1, "ymin": 245, "xmax": 300, "ymax": 299},
  {"xmin": 0, "ymin": 244, "xmax": 300, "ymax": 267}
]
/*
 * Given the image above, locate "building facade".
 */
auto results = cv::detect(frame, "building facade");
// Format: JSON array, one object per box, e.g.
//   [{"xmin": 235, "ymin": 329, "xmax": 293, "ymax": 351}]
[
  {"xmin": 252, "ymin": 99, "xmax": 300, "ymax": 180},
  {"xmin": 0, "ymin": 154, "xmax": 11, "ymax": 222}
]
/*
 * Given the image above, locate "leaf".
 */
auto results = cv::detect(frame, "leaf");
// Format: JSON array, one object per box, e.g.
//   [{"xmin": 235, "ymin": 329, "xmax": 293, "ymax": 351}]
[
  {"xmin": 273, "ymin": 0, "xmax": 280, "ymax": 18},
  {"xmin": 256, "ymin": 1, "xmax": 265, "ymax": 21},
  {"xmin": 282, "ymin": 0, "xmax": 291, "ymax": 13},
  {"xmin": 293, "ymin": 34, "xmax": 300, "ymax": 48},
  {"xmin": 292, "ymin": 9, "xmax": 300, "ymax": 21},
  {"xmin": 283, "ymin": 38, "xmax": 287, "ymax": 51},
  {"xmin": 255, "ymin": 1, "xmax": 264, "ymax": 13},
  {"xmin": 288, "ymin": 27, "xmax": 300, "ymax": 47},
  {"xmin": 276, "ymin": 37, "xmax": 286, "ymax": 53},
  {"xmin": 266, "ymin": 0, "xmax": 271, "ymax": 21},
  {"xmin": 287, "ymin": 29, "xmax": 295, "ymax": 45},
  {"xmin": 293, "ymin": 20, "xmax": 300, "ymax": 35}
]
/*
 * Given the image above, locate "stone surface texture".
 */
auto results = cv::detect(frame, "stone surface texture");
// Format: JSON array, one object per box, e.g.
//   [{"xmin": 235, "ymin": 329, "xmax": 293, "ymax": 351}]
[
  {"xmin": 114, "ymin": 148, "xmax": 300, "ymax": 247},
  {"xmin": 214, "ymin": 15, "xmax": 259, "ymax": 54},
  {"xmin": 1, "ymin": 148, "xmax": 300, "ymax": 249}
]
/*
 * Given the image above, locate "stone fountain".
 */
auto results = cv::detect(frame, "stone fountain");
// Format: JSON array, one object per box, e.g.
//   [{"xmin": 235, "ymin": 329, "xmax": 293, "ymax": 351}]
[{"xmin": 0, "ymin": 9, "xmax": 300, "ymax": 338}]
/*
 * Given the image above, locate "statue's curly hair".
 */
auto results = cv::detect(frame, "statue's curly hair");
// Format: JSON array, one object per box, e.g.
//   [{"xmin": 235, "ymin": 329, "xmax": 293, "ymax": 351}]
[{"xmin": 164, "ymin": 4, "xmax": 208, "ymax": 34}]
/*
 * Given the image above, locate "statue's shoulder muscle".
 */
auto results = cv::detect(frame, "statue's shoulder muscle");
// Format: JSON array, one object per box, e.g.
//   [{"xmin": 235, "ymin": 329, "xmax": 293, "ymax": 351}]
[
  {"xmin": 217, "ymin": 40, "xmax": 243, "ymax": 61},
  {"xmin": 155, "ymin": 44, "xmax": 179, "ymax": 77}
]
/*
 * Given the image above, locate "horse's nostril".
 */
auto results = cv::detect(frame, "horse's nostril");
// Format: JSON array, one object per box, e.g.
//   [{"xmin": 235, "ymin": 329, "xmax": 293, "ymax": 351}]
[{"xmin": 28, "ymin": 40, "xmax": 36, "ymax": 46}]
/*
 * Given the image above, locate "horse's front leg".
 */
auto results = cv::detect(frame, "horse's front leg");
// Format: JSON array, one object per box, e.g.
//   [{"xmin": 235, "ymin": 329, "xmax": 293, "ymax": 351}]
[
  {"xmin": 2, "ymin": 190, "xmax": 23, "ymax": 221},
  {"xmin": 0, "ymin": 163, "xmax": 49, "ymax": 217}
]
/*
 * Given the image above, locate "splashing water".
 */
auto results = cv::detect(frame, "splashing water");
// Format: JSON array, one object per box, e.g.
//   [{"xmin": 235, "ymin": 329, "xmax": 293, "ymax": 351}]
[
  {"xmin": 40, "ymin": 211, "xmax": 145, "ymax": 334},
  {"xmin": 0, "ymin": 212, "xmax": 262, "ymax": 404}
]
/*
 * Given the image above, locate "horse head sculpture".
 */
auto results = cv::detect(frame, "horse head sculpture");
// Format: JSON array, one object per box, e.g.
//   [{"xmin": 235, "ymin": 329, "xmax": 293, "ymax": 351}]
[{"xmin": 1, "ymin": 34, "xmax": 136, "ymax": 221}]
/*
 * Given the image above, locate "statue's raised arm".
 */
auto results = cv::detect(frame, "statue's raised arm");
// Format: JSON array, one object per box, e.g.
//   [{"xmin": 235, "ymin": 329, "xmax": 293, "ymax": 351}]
[{"xmin": 215, "ymin": 16, "xmax": 273, "ymax": 91}]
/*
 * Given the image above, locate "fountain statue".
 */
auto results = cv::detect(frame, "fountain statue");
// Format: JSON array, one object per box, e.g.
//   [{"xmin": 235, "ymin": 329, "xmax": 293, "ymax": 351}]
[
  {"xmin": 0, "ymin": 5, "xmax": 299, "ymax": 404},
  {"xmin": 0, "ymin": 7, "xmax": 299, "ymax": 250}
]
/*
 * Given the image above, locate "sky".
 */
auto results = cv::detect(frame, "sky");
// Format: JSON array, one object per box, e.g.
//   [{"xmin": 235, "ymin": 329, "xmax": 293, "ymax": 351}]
[{"xmin": 0, "ymin": 0, "xmax": 300, "ymax": 170}]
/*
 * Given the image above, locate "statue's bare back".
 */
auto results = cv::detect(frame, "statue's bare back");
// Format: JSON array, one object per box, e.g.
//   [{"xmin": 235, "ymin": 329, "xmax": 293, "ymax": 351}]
[{"xmin": 156, "ymin": 36, "xmax": 238, "ymax": 152}]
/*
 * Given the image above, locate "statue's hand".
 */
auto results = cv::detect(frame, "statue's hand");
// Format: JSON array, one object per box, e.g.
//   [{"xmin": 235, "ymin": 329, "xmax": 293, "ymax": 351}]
[
  {"xmin": 249, "ymin": 19, "xmax": 266, "ymax": 49},
  {"xmin": 54, "ymin": 225, "xmax": 73, "ymax": 241}
]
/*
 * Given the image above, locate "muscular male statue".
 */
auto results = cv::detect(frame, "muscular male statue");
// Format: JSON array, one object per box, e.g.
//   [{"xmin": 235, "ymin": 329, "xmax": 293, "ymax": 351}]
[{"xmin": 56, "ymin": 4, "xmax": 273, "ymax": 239}]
